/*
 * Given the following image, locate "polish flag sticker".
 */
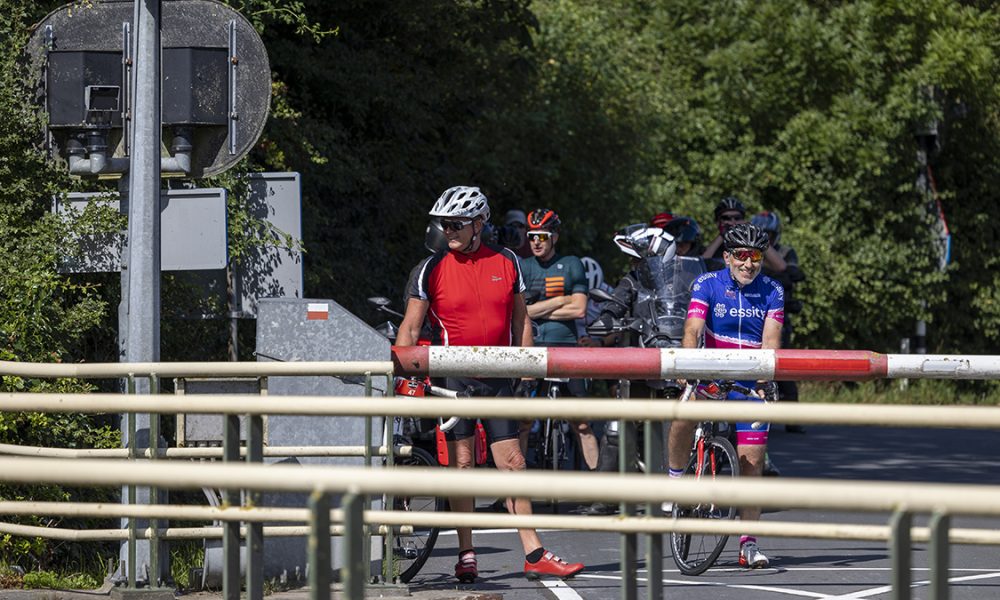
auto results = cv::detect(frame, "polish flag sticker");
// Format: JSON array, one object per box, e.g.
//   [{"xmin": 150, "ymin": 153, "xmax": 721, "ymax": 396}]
[{"xmin": 306, "ymin": 303, "xmax": 329, "ymax": 320}]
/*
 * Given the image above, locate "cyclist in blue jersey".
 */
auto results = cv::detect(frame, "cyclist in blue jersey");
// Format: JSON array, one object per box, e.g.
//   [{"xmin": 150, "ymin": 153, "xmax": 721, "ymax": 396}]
[{"xmin": 668, "ymin": 222, "xmax": 784, "ymax": 569}]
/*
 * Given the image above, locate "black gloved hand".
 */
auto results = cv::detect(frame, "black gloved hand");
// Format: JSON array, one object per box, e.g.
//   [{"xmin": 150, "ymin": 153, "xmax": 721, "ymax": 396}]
[
  {"xmin": 514, "ymin": 379, "xmax": 538, "ymax": 397},
  {"xmin": 586, "ymin": 313, "xmax": 615, "ymax": 337},
  {"xmin": 756, "ymin": 380, "xmax": 779, "ymax": 402}
]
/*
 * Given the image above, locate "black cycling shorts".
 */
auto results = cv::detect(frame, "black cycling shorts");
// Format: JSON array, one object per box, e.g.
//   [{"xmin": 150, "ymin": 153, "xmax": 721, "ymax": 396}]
[{"xmin": 441, "ymin": 377, "xmax": 520, "ymax": 443}]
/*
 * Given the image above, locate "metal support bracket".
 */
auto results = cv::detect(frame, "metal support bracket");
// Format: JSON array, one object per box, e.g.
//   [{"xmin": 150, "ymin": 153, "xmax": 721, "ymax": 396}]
[{"xmin": 227, "ymin": 19, "xmax": 238, "ymax": 155}]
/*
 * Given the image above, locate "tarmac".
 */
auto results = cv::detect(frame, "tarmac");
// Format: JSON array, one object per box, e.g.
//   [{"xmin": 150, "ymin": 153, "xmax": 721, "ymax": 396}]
[{"xmin": 0, "ymin": 584, "xmax": 501, "ymax": 600}]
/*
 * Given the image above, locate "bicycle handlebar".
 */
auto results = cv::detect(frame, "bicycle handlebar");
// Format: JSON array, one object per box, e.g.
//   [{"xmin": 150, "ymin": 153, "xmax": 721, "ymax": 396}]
[
  {"xmin": 684, "ymin": 379, "xmax": 777, "ymax": 431},
  {"xmin": 423, "ymin": 385, "xmax": 462, "ymax": 432}
]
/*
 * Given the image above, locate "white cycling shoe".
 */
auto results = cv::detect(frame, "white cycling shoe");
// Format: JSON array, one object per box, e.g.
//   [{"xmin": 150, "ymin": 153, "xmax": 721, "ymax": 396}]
[{"xmin": 739, "ymin": 541, "xmax": 770, "ymax": 568}]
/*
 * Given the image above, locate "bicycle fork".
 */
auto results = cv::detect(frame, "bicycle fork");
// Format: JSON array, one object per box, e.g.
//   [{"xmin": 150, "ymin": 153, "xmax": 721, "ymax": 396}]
[{"xmin": 692, "ymin": 435, "xmax": 720, "ymax": 512}]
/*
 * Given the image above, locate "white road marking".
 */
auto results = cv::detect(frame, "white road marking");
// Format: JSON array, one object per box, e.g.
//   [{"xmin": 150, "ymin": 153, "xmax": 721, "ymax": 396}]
[
  {"xmin": 580, "ymin": 574, "xmax": 828, "ymax": 598},
  {"xmin": 822, "ymin": 570, "xmax": 1000, "ymax": 599},
  {"xmin": 579, "ymin": 568, "xmax": 1000, "ymax": 599},
  {"xmin": 540, "ymin": 578, "xmax": 586, "ymax": 600}
]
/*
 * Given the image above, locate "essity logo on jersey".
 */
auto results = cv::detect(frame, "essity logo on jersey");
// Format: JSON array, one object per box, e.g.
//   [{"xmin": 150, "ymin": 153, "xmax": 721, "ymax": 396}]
[
  {"xmin": 713, "ymin": 303, "xmax": 727, "ymax": 318},
  {"xmin": 729, "ymin": 306, "xmax": 767, "ymax": 319}
]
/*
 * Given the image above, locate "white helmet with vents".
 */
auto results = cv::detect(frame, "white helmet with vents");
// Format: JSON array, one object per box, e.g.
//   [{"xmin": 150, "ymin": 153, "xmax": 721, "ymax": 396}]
[
  {"xmin": 613, "ymin": 224, "xmax": 676, "ymax": 261},
  {"xmin": 429, "ymin": 186, "xmax": 490, "ymax": 222},
  {"xmin": 581, "ymin": 256, "xmax": 604, "ymax": 290}
]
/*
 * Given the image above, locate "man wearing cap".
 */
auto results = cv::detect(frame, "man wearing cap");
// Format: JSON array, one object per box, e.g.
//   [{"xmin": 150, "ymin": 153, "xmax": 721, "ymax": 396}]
[{"xmin": 503, "ymin": 209, "xmax": 533, "ymax": 258}]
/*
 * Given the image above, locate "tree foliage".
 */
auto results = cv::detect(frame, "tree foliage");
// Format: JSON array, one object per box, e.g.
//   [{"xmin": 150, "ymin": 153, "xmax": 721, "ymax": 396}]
[{"xmin": 250, "ymin": 0, "xmax": 1000, "ymax": 353}]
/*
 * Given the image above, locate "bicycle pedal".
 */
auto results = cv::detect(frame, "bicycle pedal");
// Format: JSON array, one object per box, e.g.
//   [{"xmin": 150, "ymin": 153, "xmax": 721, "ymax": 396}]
[{"xmin": 456, "ymin": 572, "xmax": 477, "ymax": 583}]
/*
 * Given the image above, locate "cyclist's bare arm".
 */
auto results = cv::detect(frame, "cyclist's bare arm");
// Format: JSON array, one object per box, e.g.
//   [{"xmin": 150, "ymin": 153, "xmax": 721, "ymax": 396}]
[
  {"xmin": 763, "ymin": 245, "xmax": 787, "ymax": 272},
  {"xmin": 512, "ymin": 293, "xmax": 533, "ymax": 348},
  {"xmin": 682, "ymin": 316, "xmax": 705, "ymax": 349},
  {"xmin": 754, "ymin": 317, "xmax": 783, "ymax": 396},
  {"xmin": 397, "ymin": 298, "xmax": 429, "ymax": 347},
  {"xmin": 678, "ymin": 316, "xmax": 706, "ymax": 387},
  {"xmin": 526, "ymin": 292, "xmax": 586, "ymax": 320},
  {"xmin": 761, "ymin": 317, "xmax": 782, "ymax": 350},
  {"xmin": 701, "ymin": 234, "xmax": 723, "ymax": 259}
]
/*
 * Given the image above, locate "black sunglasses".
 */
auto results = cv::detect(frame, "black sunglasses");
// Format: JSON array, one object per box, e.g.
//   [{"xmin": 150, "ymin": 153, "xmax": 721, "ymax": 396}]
[{"xmin": 441, "ymin": 219, "xmax": 472, "ymax": 232}]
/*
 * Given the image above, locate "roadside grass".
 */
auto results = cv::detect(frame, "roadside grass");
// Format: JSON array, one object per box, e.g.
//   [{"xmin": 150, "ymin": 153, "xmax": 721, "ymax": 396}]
[
  {"xmin": 801, "ymin": 379, "xmax": 1000, "ymax": 405},
  {"xmin": 0, "ymin": 565, "xmax": 101, "ymax": 590},
  {"xmin": 171, "ymin": 540, "xmax": 204, "ymax": 591}
]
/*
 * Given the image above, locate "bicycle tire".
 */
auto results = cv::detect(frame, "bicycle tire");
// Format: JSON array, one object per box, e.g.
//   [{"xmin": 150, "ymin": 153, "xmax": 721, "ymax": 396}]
[
  {"xmin": 390, "ymin": 445, "xmax": 446, "ymax": 583},
  {"xmin": 669, "ymin": 435, "xmax": 739, "ymax": 576},
  {"xmin": 547, "ymin": 384, "xmax": 564, "ymax": 472}
]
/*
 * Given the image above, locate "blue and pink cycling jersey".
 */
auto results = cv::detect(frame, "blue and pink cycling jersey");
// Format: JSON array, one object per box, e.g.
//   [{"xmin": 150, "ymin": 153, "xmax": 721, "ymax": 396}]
[{"xmin": 687, "ymin": 268, "xmax": 784, "ymax": 445}]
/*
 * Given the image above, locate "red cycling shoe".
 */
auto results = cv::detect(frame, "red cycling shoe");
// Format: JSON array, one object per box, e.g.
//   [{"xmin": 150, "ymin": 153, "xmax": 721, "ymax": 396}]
[
  {"xmin": 455, "ymin": 550, "xmax": 478, "ymax": 583},
  {"xmin": 524, "ymin": 551, "xmax": 584, "ymax": 580}
]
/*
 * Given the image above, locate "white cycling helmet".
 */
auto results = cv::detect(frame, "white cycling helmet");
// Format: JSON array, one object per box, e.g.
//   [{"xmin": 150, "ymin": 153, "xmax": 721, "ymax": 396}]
[
  {"xmin": 429, "ymin": 186, "xmax": 490, "ymax": 222},
  {"xmin": 580, "ymin": 256, "xmax": 604, "ymax": 290},
  {"xmin": 613, "ymin": 224, "xmax": 676, "ymax": 261}
]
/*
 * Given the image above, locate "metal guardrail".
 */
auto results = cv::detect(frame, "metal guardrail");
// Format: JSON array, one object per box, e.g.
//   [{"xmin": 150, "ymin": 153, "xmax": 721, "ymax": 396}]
[
  {"xmin": 4, "ymin": 351, "xmax": 1000, "ymax": 600},
  {"xmin": 0, "ymin": 455, "xmax": 990, "ymax": 600},
  {"xmin": 0, "ymin": 358, "xmax": 395, "ymax": 599}
]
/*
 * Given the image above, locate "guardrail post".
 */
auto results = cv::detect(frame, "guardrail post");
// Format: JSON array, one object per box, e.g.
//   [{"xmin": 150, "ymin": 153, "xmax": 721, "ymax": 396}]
[
  {"xmin": 342, "ymin": 491, "xmax": 365, "ymax": 600},
  {"xmin": 929, "ymin": 511, "xmax": 950, "ymax": 600},
  {"xmin": 309, "ymin": 489, "xmax": 332, "ymax": 600},
  {"xmin": 246, "ymin": 409, "xmax": 264, "ymax": 600},
  {"xmin": 644, "ymin": 418, "xmax": 665, "ymax": 600},
  {"xmin": 148, "ymin": 374, "xmax": 161, "ymax": 587},
  {"xmin": 363, "ymin": 372, "xmax": 374, "ymax": 584},
  {"xmin": 127, "ymin": 374, "xmax": 137, "ymax": 589},
  {"xmin": 223, "ymin": 412, "xmax": 241, "ymax": 600},
  {"xmin": 618, "ymin": 379, "xmax": 638, "ymax": 600},
  {"xmin": 383, "ymin": 372, "xmax": 396, "ymax": 583},
  {"xmin": 889, "ymin": 509, "xmax": 912, "ymax": 600}
]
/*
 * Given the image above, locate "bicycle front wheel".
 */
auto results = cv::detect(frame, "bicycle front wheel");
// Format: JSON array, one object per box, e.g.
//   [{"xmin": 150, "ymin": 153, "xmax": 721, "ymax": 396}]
[
  {"xmin": 390, "ymin": 445, "xmax": 446, "ymax": 582},
  {"xmin": 669, "ymin": 435, "xmax": 739, "ymax": 576}
]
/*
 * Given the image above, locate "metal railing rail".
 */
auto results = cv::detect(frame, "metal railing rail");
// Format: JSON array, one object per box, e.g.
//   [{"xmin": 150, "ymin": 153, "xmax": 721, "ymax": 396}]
[
  {"xmin": 0, "ymin": 359, "xmax": 394, "ymax": 378},
  {"xmin": 3, "ymin": 500, "xmax": 1000, "ymax": 544},
  {"xmin": 0, "ymin": 442, "xmax": 406, "ymax": 459},
  {"xmin": 0, "ymin": 455, "xmax": 996, "ymax": 600},
  {"xmin": 4, "ymin": 350, "xmax": 1000, "ymax": 600},
  {"xmin": 5, "ymin": 392, "xmax": 1000, "ymax": 428}
]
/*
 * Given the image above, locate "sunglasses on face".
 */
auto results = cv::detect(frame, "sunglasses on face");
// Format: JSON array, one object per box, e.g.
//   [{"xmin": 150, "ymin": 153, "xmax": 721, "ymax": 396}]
[
  {"xmin": 729, "ymin": 248, "xmax": 763, "ymax": 262},
  {"xmin": 719, "ymin": 213, "xmax": 744, "ymax": 223},
  {"xmin": 527, "ymin": 232, "xmax": 551, "ymax": 242},
  {"xmin": 440, "ymin": 219, "xmax": 472, "ymax": 232}
]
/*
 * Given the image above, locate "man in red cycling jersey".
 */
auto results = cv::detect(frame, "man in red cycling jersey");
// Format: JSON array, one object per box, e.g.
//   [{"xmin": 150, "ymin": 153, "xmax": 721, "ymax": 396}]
[{"xmin": 397, "ymin": 185, "xmax": 584, "ymax": 583}]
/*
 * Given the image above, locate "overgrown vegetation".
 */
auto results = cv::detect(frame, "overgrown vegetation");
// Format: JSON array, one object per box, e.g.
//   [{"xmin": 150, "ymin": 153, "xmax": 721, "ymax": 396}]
[{"xmin": 803, "ymin": 379, "xmax": 1000, "ymax": 405}]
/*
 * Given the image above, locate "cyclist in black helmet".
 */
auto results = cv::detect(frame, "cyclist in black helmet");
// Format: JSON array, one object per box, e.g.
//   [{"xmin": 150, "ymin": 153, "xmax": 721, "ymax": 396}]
[
  {"xmin": 703, "ymin": 196, "xmax": 787, "ymax": 273},
  {"xmin": 662, "ymin": 216, "xmax": 704, "ymax": 257},
  {"xmin": 673, "ymin": 221, "xmax": 784, "ymax": 569}
]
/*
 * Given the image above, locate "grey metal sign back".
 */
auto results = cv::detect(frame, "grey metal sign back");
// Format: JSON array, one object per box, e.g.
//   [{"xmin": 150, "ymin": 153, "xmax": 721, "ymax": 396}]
[
  {"xmin": 237, "ymin": 172, "xmax": 304, "ymax": 316},
  {"xmin": 54, "ymin": 188, "xmax": 228, "ymax": 272}
]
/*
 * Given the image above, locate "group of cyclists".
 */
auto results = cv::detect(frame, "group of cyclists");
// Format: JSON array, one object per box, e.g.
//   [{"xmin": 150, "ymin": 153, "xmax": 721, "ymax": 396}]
[{"xmin": 396, "ymin": 184, "xmax": 806, "ymax": 582}]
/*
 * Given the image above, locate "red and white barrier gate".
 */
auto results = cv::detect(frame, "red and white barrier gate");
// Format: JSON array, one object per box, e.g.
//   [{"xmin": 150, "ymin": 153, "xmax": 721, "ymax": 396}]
[{"xmin": 392, "ymin": 347, "xmax": 1000, "ymax": 381}]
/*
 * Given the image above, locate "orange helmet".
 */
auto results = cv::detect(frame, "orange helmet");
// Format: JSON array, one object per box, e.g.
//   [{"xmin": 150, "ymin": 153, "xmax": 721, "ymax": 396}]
[{"xmin": 527, "ymin": 208, "xmax": 561, "ymax": 232}]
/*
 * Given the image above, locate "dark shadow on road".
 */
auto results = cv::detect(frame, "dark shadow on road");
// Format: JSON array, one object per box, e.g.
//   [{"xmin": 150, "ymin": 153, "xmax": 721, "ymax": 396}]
[{"xmin": 767, "ymin": 425, "xmax": 1000, "ymax": 484}]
